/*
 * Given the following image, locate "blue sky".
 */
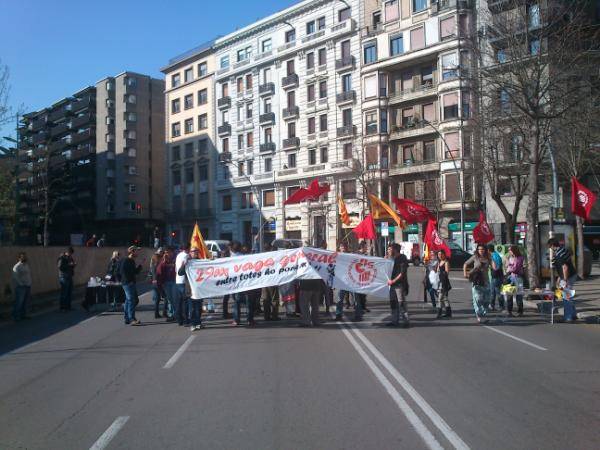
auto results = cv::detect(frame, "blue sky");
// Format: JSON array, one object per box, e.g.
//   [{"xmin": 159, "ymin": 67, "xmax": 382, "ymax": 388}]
[{"xmin": 0, "ymin": 0, "xmax": 297, "ymax": 141}]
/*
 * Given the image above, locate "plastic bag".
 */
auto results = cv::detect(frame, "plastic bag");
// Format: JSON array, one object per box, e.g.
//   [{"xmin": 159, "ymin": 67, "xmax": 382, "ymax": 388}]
[{"xmin": 428, "ymin": 270, "xmax": 440, "ymax": 290}]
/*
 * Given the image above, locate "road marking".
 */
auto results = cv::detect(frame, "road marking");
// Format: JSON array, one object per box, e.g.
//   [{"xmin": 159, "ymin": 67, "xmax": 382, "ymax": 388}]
[
  {"xmin": 349, "ymin": 326, "xmax": 471, "ymax": 450},
  {"xmin": 340, "ymin": 326, "xmax": 444, "ymax": 450},
  {"xmin": 89, "ymin": 416, "xmax": 129, "ymax": 450},
  {"xmin": 163, "ymin": 335, "xmax": 196, "ymax": 369},
  {"xmin": 450, "ymin": 277, "xmax": 468, "ymax": 282},
  {"xmin": 483, "ymin": 326, "xmax": 548, "ymax": 351}
]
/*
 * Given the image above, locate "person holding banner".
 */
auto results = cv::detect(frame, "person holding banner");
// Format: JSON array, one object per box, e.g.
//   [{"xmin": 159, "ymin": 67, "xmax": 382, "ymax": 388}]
[
  {"xmin": 335, "ymin": 243, "xmax": 354, "ymax": 321},
  {"xmin": 298, "ymin": 278, "xmax": 325, "ymax": 327},
  {"xmin": 178, "ymin": 247, "xmax": 204, "ymax": 331},
  {"xmin": 230, "ymin": 242, "xmax": 256, "ymax": 327},
  {"xmin": 387, "ymin": 243, "xmax": 410, "ymax": 328}
]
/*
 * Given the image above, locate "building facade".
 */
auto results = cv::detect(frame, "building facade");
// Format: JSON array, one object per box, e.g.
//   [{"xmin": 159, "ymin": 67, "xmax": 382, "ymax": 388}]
[
  {"xmin": 162, "ymin": 42, "xmax": 217, "ymax": 243},
  {"xmin": 212, "ymin": 0, "xmax": 364, "ymax": 249}
]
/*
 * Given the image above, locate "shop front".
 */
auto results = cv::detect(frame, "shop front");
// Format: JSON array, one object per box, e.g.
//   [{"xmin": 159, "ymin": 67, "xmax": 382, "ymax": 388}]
[
  {"xmin": 448, "ymin": 222, "xmax": 477, "ymax": 253},
  {"xmin": 403, "ymin": 224, "xmax": 420, "ymax": 244},
  {"xmin": 285, "ymin": 217, "xmax": 302, "ymax": 240}
]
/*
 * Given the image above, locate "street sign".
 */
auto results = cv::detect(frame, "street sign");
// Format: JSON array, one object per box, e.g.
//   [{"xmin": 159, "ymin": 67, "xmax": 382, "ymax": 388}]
[{"xmin": 381, "ymin": 222, "xmax": 389, "ymax": 237}]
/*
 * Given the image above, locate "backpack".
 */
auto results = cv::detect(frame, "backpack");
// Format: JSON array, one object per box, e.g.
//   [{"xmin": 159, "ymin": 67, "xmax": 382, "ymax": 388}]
[{"xmin": 468, "ymin": 268, "xmax": 485, "ymax": 287}]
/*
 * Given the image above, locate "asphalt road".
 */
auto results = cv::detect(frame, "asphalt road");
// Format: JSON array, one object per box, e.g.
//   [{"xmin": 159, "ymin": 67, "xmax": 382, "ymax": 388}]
[{"xmin": 1, "ymin": 269, "xmax": 599, "ymax": 450}]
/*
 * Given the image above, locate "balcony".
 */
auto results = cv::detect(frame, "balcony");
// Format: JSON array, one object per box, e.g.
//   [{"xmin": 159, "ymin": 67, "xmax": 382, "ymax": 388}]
[
  {"xmin": 48, "ymin": 108, "xmax": 67, "ymax": 123},
  {"xmin": 70, "ymin": 113, "xmax": 94, "ymax": 129},
  {"xmin": 277, "ymin": 168, "xmax": 298, "ymax": 177},
  {"xmin": 71, "ymin": 129, "xmax": 94, "ymax": 146},
  {"xmin": 433, "ymin": 0, "xmax": 473, "ymax": 13},
  {"xmin": 336, "ymin": 90, "xmax": 356, "ymax": 105},
  {"xmin": 259, "ymin": 82, "xmax": 275, "ymax": 96},
  {"xmin": 390, "ymin": 121, "xmax": 438, "ymax": 140},
  {"xmin": 71, "ymin": 96, "xmax": 92, "ymax": 113},
  {"xmin": 302, "ymin": 30, "xmax": 325, "ymax": 44},
  {"xmin": 32, "ymin": 131, "xmax": 49, "ymax": 145},
  {"xmin": 388, "ymin": 83, "xmax": 437, "ymax": 104},
  {"xmin": 218, "ymin": 96, "xmax": 231, "ymax": 109},
  {"xmin": 260, "ymin": 142, "xmax": 276, "ymax": 153},
  {"xmin": 218, "ymin": 123, "xmax": 231, "ymax": 136},
  {"xmin": 50, "ymin": 123, "xmax": 69, "ymax": 138},
  {"xmin": 335, "ymin": 55, "xmax": 355, "ymax": 72},
  {"xmin": 331, "ymin": 18, "xmax": 356, "ymax": 35},
  {"xmin": 361, "ymin": 24, "xmax": 384, "ymax": 39},
  {"xmin": 337, "ymin": 125, "xmax": 356, "ymax": 138},
  {"xmin": 282, "ymin": 106, "xmax": 299, "ymax": 120},
  {"xmin": 389, "ymin": 160, "xmax": 440, "ymax": 176},
  {"xmin": 281, "ymin": 73, "xmax": 299, "ymax": 89},
  {"xmin": 218, "ymin": 152, "xmax": 233, "ymax": 163},
  {"xmin": 30, "ymin": 117, "xmax": 47, "ymax": 132},
  {"xmin": 259, "ymin": 112, "xmax": 275, "ymax": 125},
  {"xmin": 282, "ymin": 137, "xmax": 300, "ymax": 149}
]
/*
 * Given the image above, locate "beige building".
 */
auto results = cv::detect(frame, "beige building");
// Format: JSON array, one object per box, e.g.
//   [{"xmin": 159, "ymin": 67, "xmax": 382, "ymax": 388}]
[{"xmin": 161, "ymin": 41, "xmax": 217, "ymax": 241}]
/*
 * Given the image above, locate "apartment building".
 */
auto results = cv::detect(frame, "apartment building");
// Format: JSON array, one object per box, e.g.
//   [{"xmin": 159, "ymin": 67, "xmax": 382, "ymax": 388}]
[
  {"xmin": 161, "ymin": 41, "xmax": 216, "ymax": 242},
  {"xmin": 212, "ymin": 0, "xmax": 363, "ymax": 249},
  {"xmin": 360, "ymin": 0, "xmax": 479, "ymax": 249},
  {"xmin": 95, "ymin": 72, "xmax": 165, "ymax": 241},
  {"xmin": 16, "ymin": 73, "xmax": 165, "ymax": 246}
]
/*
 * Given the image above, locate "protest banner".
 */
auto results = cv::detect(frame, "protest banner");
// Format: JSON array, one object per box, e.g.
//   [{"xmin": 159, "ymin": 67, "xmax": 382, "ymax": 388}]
[{"xmin": 185, "ymin": 247, "xmax": 393, "ymax": 299}]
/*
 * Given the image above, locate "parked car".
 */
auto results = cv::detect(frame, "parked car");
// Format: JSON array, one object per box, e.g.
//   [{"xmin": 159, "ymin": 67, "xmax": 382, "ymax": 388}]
[
  {"xmin": 447, "ymin": 242, "xmax": 472, "ymax": 269},
  {"xmin": 204, "ymin": 240, "xmax": 231, "ymax": 258},
  {"xmin": 271, "ymin": 238, "xmax": 303, "ymax": 250}
]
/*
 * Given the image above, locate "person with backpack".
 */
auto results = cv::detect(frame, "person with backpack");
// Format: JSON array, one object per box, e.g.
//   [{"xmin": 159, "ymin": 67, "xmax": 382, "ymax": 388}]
[
  {"xmin": 488, "ymin": 244, "xmax": 504, "ymax": 311},
  {"xmin": 464, "ymin": 244, "xmax": 491, "ymax": 323}
]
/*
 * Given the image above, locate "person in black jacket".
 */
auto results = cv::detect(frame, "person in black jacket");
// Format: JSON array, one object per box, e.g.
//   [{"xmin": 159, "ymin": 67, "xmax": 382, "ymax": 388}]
[
  {"xmin": 121, "ymin": 246, "xmax": 143, "ymax": 325},
  {"xmin": 386, "ymin": 243, "xmax": 410, "ymax": 328},
  {"xmin": 57, "ymin": 247, "xmax": 76, "ymax": 311},
  {"xmin": 106, "ymin": 251, "xmax": 122, "ymax": 311}
]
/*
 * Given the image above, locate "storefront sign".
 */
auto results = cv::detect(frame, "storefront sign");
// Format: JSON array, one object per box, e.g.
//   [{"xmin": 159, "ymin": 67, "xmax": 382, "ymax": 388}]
[{"xmin": 285, "ymin": 218, "xmax": 302, "ymax": 232}]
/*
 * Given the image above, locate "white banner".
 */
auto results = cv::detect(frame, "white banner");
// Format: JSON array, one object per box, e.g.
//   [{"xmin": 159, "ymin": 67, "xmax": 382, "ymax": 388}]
[{"xmin": 185, "ymin": 247, "xmax": 393, "ymax": 300}]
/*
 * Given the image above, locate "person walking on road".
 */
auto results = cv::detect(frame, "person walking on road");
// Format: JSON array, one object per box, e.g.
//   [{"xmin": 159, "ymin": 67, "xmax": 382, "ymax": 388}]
[
  {"xmin": 105, "ymin": 251, "xmax": 122, "ymax": 311},
  {"xmin": 178, "ymin": 247, "xmax": 204, "ymax": 331},
  {"xmin": 548, "ymin": 238, "xmax": 578, "ymax": 322},
  {"xmin": 121, "ymin": 246, "xmax": 143, "ymax": 325},
  {"xmin": 12, "ymin": 252, "xmax": 32, "ymax": 321},
  {"xmin": 57, "ymin": 247, "xmax": 76, "ymax": 311},
  {"xmin": 464, "ymin": 244, "xmax": 491, "ymax": 323},
  {"xmin": 175, "ymin": 245, "xmax": 191, "ymax": 326},
  {"xmin": 505, "ymin": 246, "xmax": 525, "ymax": 317},
  {"xmin": 488, "ymin": 244, "xmax": 504, "ymax": 311},
  {"xmin": 149, "ymin": 248, "xmax": 168, "ymax": 319},
  {"xmin": 156, "ymin": 248, "xmax": 177, "ymax": 322},
  {"xmin": 435, "ymin": 250, "xmax": 452, "ymax": 319},
  {"xmin": 299, "ymin": 279, "xmax": 324, "ymax": 327},
  {"xmin": 387, "ymin": 243, "xmax": 410, "ymax": 328}
]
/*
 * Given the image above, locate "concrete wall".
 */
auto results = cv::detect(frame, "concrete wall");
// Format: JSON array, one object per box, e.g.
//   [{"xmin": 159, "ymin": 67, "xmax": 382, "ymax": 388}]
[{"xmin": 0, "ymin": 247, "xmax": 154, "ymax": 298}]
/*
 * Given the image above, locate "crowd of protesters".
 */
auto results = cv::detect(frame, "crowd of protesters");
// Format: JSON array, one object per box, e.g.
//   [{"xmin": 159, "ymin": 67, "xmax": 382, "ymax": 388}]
[{"xmin": 9, "ymin": 237, "xmax": 579, "ymax": 326}]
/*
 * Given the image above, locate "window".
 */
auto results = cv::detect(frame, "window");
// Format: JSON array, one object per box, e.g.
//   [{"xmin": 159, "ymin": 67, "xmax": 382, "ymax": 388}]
[
  {"xmin": 184, "ymin": 118, "xmax": 194, "ymax": 134},
  {"xmin": 443, "ymin": 132, "xmax": 460, "ymax": 159},
  {"xmin": 287, "ymin": 90, "xmax": 296, "ymax": 108},
  {"xmin": 308, "ymin": 117, "xmax": 316, "ymax": 134},
  {"xmin": 341, "ymin": 40, "xmax": 351, "ymax": 59},
  {"xmin": 198, "ymin": 62, "xmax": 208, "ymax": 77},
  {"xmin": 106, "ymin": 81, "xmax": 114, "ymax": 91},
  {"xmin": 264, "ymin": 127, "xmax": 272, "ymax": 143},
  {"xmin": 339, "ymin": 7, "xmax": 351, "ymax": 22},
  {"xmin": 445, "ymin": 173, "xmax": 460, "ymax": 202},
  {"xmin": 318, "ymin": 48, "xmax": 327, "ymax": 66},
  {"xmin": 126, "ymin": 112, "xmax": 137, "ymax": 122},
  {"xmin": 443, "ymin": 93, "xmax": 459, "ymax": 120},
  {"xmin": 198, "ymin": 139, "xmax": 208, "ymax": 155},
  {"xmin": 237, "ymin": 46, "xmax": 252, "ymax": 62},
  {"xmin": 128, "ymin": 166, "xmax": 138, "ymax": 175},
  {"xmin": 185, "ymin": 166, "xmax": 194, "ymax": 184},
  {"xmin": 440, "ymin": 16, "xmax": 456, "ymax": 39},
  {"xmin": 320, "ymin": 146, "xmax": 328, "ymax": 163},
  {"xmin": 309, "ymin": 148, "xmax": 317, "ymax": 165},
  {"xmin": 528, "ymin": 3, "xmax": 540, "ymax": 28},
  {"xmin": 380, "ymin": 110, "xmax": 388, "ymax": 133},
  {"xmin": 462, "ymin": 92, "xmax": 471, "ymax": 118},
  {"xmin": 264, "ymin": 158, "xmax": 272, "ymax": 173},
  {"xmin": 263, "ymin": 189, "xmax": 275, "ymax": 206},
  {"xmin": 318, "ymin": 16, "xmax": 326, "ymax": 30},
  {"xmin": 222, "ymin": 137, "xmax": 229, "ymax": 152},
  {"xmin": 106, "ymin": 116, "xmax": 114, "ymax": 125},
  {"xmin": 307, "ymin": 84, "xmax": 315, "ymax": 102},
  {"xmin": 413, "ymin": 0, "xmax": 427, "ymax": 13},
  {"xmin": 343, "ymin": 143, "xmax": 353, "ymax": 159},
  {"xmin": 424, "ymin": 179, "xmax": 436, "ymax": 200},
  {"xmin": 306, "ymin": 21, "xmax": 316, "ymax": 35},
  {"xmin": 442, "ymin": 53, "xmax": 459, "ymax": 80},
  {"xmin": 306, "ymin": 52, "xmax": 315, "ymax": 69},
  {"xmin": 172, "ymin": 146, "xmax": 181, "ymax": 161},
  {"xmin": 222, "ymin": 195, "xmax": 232, "ymax": 211},
  {"xmin": 496, "ymin": 48, "xmax": 507, "ymax": 64},
  {"xmin": 263, "ymin": 68, "xmax": 272, "ymax": 84},
  {"xmin": 319, "ymin": 114, "xmax": 328, "ymax": 131},
  {"xmin": 237, "ymin": 77, "xmax": 243, "ymax": 93},
  {"xmin": 184, "ymin": 68, "xmax": 193, "ymax": 83},
  {"xmin": 238, "ymin": 134, "xmax": 244, "ymax": 149},
  {"xmin": 364, "ymin": 74, "xmax": 377, "ymax": 98},
  {"xmin": 463, "ymin": 133, "xmax": 472, "ymax": 157},
  {"xmin": 288, "ymin": 153, "xmax": 297, "ymax": 168},
  {"xmin": 171, "ymin": 98, "xmax": 180, "ymax": 114},
  {"xmin": 246, "ymin": 103, "xmax": 253, "ymax": 119},
  {"xmin": 366, "ymin": 111, "xmax": 378, "ymax": 134},
  {"xmin": 341, "ymin": 180, "xmax": 356, "ymax": 199},
  {"xmin": 364, "ymin": 43, "xmax": 377, "ymax": 64},
  {"xmin": 286, "ymin": 59, "xmax": 295, "ymax": 76},
  {"xmin": 247, "ymin": 160, "xmax": 253, "ymax": 175},
  {"xmin": 171, "ymin": 73, "xmax": 181, "ymax": 88},
  {"xmin": 237, "ymin": 105, "xmax": 243, "ymax": 121},
  {"xmin": 288, "ymin": 122, "xmax": 296, "ymax": 138},
  {"xmin": 222, "ymin": 165, "xmax": 230, "ymax": 180},
  {"xmin": 241, "ymin": 192, "xmax": 254, "ymax": 209},
  {"xmin": 423, "ymin": 140, "xmax": 436, "ymax": 162},
  {"xmin": 172, "ymin": 169, "xmax": 181, "ymax": 186},
  {"xmin": 245, "ymin": 73, "xmax": 253, "ymax": 90},
  {"xmin": 402, "ymin": 107, "xmax": 414, "ymax": 126},
  {"xmin": 530, "ymin": 39, "xmax": 541, "ymax": 55},
  {"xmin": 172, "ymin": 122, "xmax": 181, "ymax": 137},
  {"xmin": 421, "ymin": 66, "xmax": 434, "ymax": 86},
  {"xmin": 220, "ymin": 55, "xmax": 230, "ymax": 69},
  {"xmin": 238, "ymin": 162, "xmax": 245, "ymax": 176},
  {"xmin": 262, "ymin": 38, "xmax": 272, "ymax": 53},
  {"xmin": 342, "ymin": 108, "xmax": 352, "ymax": 127},
  {"xmin": 198, "ymin": 114, "xmax": 208, "ymax": 130},
  {"xmin": 246, "ymin": 131, "xmax": 253, "ymax": 147},
  {"xmin": 222, "ymin": 83, "xmax": 229, "ymax": 97},
  {"xmin": 342, "ymin": 74, "xmax": 352, "ymax": 92},
  {"xmin": 319, "ymin": 80, "xmax": 327, "ymax": 98},
  {"xmin": 184, "ymin": 143, "xmax": 193, "ymax": 158},
  {"xmin": 128, "ymin": 184, "xmax": 136, "ymax": 193},
  {"xmin": 390, "ymin": 35, "xmax": 403, "ymax": 56},
  {"xmin": 198, "ymin": 89, "xmax": 208, "ymax": 105},
  {"xmin": 385, "ymin": 1, "xmax": 399, "ymax": 22},
  {"xmin": 410, "ymin": 26, "xmax": 425, "ymax": 50},
  {"xmin": 403, "ymin": 182, "xmax": 415, "ymax": 200},
  {"xmin": 285, "ymin": 29, "xmax": 296, "ymax": 43},
  {"xmin": 198, "ymin": 164, "xmax": 208, "ymax": 181},
  {"xmin": 184, "ymin": 94, "xmax": 193, "ymax": 109},
  {"xmin": 500, "ymin": 89, "xmax": 511, "ymax": 114}
]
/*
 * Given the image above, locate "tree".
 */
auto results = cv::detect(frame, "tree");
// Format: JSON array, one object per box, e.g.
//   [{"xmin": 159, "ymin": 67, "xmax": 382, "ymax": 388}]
[
  {"xmin": 0, "ymin": 60, "xmax": 11, "ymax": 127},
  {"xmin": 472, "ymin": 0, "xmax": 599, "ymax": 287}
]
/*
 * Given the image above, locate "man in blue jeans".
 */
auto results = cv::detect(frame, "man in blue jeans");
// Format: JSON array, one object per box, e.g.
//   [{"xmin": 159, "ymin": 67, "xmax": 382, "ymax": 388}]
[
  {"xmin": 12, "ymin": 252, "xmax": 32, "ymax": 321},
  {"xmin": 57, "ymin": 247, "xmax": 76, "ymax": 311},
  {"xmin": 121, "ymin": 246, "xmax": 143, "ymax": 325}
]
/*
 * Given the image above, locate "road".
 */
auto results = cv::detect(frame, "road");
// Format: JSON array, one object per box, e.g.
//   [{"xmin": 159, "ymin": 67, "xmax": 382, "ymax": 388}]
[{"xmin": 1, "ymin": 269, "xmax": 599, "ymax": 450}]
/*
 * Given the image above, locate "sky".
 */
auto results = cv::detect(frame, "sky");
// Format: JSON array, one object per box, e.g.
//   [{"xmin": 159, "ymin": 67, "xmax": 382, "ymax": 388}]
[{"xmin": 0, "ymin": 0, "xmax": 298, "ymax": 142}]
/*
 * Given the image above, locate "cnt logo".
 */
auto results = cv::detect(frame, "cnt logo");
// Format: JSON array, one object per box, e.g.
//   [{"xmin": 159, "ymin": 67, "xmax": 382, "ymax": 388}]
[
  {"xmin": 347, "ymin": 258, "xmax": 377, "ymax": 287},
  {"xmin": 578, "ymin": 189, "xmax": 589, "ymax": 206}
]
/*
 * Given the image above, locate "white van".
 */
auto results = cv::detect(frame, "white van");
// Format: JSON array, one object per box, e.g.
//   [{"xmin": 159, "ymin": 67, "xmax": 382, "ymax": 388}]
[{"xmin": 204, "ymin": 240, "xmax": 231, "ymax": 259}]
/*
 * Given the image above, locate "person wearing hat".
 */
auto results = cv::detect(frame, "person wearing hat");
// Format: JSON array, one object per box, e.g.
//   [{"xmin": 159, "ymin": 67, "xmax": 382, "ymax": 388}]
[
  {"xmin": 120, "ymin": 246, "xmax": 143, "ymax": 325},
  {"xmin": 149, "ymin": 247, "xmax": 169, "ymax": 319}
]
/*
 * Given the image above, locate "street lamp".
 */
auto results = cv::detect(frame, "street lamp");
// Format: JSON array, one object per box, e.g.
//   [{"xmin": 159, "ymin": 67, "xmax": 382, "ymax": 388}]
[
  {"xmin": 219, "ymin": 153, "xmax": 263, "ymax": 252},
  {"xmin": 419, "ymin": 119, "xmax": 466, "ymax": 250}
]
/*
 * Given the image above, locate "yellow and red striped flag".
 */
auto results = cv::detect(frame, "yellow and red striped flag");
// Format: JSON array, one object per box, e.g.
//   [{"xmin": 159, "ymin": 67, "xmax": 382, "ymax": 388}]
[
  {"xmin": 190, "ymin": 223, "xmax": 210, "ymax": 259},
  {"xmin": 338, "ymin": 196, "xmax": 351, "ymax": 226}
]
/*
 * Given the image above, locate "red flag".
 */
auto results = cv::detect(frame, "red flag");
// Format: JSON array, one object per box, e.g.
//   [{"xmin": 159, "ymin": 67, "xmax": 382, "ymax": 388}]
[
  {"xmin": 424, "ymin": 219, "xmax": 452, "ymax": 257},
  {"xmin": 571, "ymin": 177, "xmax": 598, "ymax": 221},
  {"xmin": 472, "ymin": 211, "xmax": 495, "ymax": 244},
  {"xmin": 392, "ymin": 197, "xmax": 434, "ymax": 224},
  {"xmin": 284, "ymin": 180, "xmax": 330, "ymax": 205},
  {"xmin": 306, "ymin": 179, "xmax": 330, "ymax": 199},
  {"xmin": 352, "ymin": 215, "xmax": 376, "ymax": 240}
]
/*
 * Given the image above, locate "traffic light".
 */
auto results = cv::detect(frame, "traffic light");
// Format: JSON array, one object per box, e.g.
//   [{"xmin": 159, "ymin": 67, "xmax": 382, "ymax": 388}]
[
  {"xmin": 136, "ymin": 203, "xmax": 142, "ymax": 214},
  {"xmin": 171, "ymin": 231, "xmax": 177, "ymax": 239}
]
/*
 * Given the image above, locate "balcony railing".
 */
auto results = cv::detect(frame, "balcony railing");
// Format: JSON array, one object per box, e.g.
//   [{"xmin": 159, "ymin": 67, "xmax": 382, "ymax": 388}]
[
  {"xmin": 388, "ymin": 82, "xmax": 437, "ymax": 102},
  {"xmin": 282, "ymin": 137, "xmax": 300, "ymax": 149},
  {"xmin": 259, "ymin": 82, "xmax": 275, "ymax": 96},
  {"xmin": 259, "ymin": 112, "xmax": 275, "ymax": 124},
  {"xmin": 218, "ymin": 123, "xmax": 231, "ymax": 136},
  {"xmin": 217, "ymin": 96, "xmax": 231, "ymax": 109},
  {"xmin": 337, "ymin": 125, "xmax": 356, "ymax": 138},
  {"xmin": 281, "ymin": 73, "xmax": 299, "ymax": 89},
  {"xmin": 336, "ymin": 90, "xmax": 356, "ymax": 104},
  {"xmin": 335, "ymin": 56, "xmax": 355, "ymax": 71},
  {"xmin": 282, "ymin": 106, "xmax": 299, "ymax": 120},
  {"xmin": 260, "ymin": 142, "xmax": 276, "ymax": 153}
]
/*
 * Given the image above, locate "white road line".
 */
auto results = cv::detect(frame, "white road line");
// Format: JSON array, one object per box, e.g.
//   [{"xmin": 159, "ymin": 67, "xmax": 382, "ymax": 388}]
[
  {"xmin": 449, "ymin": 277, "xmax": 468, "ymax": 282},
  {"xmin": 483, "ymin": 326, "xmax": 548, "ymax": 351},
  {"xmin": 163, "ymin": 335, "xmax": 196, "ymax": 369},
  {"xmin": 340, "ymin": 326, "xmax": 444, "ymax": 450},
  {"xmin": 350, "ymin": 326, "xmax": 471, "ymax": 450},
  {"xmin": 89, "ymin": 416, "xmax": 129, "ymax": 450}
]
